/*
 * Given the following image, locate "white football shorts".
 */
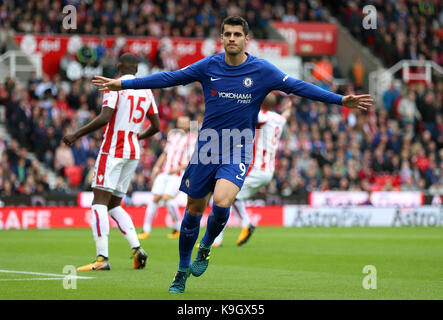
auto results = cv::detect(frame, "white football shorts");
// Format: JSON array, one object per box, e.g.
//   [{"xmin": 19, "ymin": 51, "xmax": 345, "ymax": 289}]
[
  {"xmin": 236, "ymin": 167, "xmax": 274, "ymax": 200},
  {"xmin": 91, "ymin": 153, "xmax": 139, "ymax": 198},
  {"xmin": 151, "ymin": 173, "xmax": 182, "ymax": 198}
]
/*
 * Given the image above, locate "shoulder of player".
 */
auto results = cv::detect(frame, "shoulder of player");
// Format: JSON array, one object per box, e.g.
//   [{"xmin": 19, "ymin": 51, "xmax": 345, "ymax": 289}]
[
  {"xmin": 261, "ymin": 110, "xmax": 287, "ymax": 123},
  {"xmin": 253, "ymin": 56, "xmax": 275, "ymax": 69},
  {"xmin": 268, "ymin": 110, "xmax": 287, "ymax": 122},
  {"xmin": 198, "ymin": 53, "xmax": 222, "ymax": 67},
  {"xmin": 167, "ymin": 128, "xmax": 185, "ymax": 137}
]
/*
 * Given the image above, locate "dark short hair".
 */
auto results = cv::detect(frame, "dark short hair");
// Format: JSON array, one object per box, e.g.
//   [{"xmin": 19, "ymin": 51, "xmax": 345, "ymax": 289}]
[
  {"xmin": 221, "ymin": 16, "xmax": 249, "ymax": 35},
  {"xmin": 118, "ymin": 53, "xmax": 140, "ymax": 65}
]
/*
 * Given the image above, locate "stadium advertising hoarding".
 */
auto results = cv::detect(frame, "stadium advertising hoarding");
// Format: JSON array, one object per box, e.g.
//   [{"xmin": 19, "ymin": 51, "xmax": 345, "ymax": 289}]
[
  {"xmin": 13, "ymin": 34, "xmax": 289, "ymax": 77},
  {"xmin": 0, "ymin": 206, "xmax": 283, "ymax": 230},
  {"xmin": 273, "ymin": 22, "xmax": 337, "ymax": 55},
  {"xmin": 283, "ymin": 206, "xmax": 443, "ymax": 227},
  {"xmin": 309, "ymin": 191, "xmax": 424, "ymax": 207},
  {"xmin": 1, "ymin": 205, "xmax": 441, "ymax": 230}
]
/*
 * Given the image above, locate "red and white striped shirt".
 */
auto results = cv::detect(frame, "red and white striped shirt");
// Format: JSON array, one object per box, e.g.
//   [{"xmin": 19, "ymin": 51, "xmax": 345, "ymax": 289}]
[
  {"xmin": 100, "ymin": 74, "xmax": 158, "ymax": 160},
  {"xmin": 161, "ymin": 130, "xmax": 197, "ymax": 176},
  {"xmin": 250, "ymin": 110, "xmax": 287, "ymax": 173}
]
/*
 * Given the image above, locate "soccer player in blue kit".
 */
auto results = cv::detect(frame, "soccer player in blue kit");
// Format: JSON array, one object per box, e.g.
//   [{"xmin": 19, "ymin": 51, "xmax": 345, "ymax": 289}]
[{"xmin": 93, "ymin": 16, "xmax": 373, "ymax": 293}]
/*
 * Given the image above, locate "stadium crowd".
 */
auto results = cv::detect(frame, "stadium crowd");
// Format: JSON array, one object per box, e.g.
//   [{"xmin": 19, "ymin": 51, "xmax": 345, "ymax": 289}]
[
  {"xmin": 0, "ymin": 0, "xmax": 442, "ymax": 201},
  {"xmin": 327, "ymin": 0, "xmax": 443, "ymax": 67},
  {"xmin": 0, "ymin": 0, "xmax": 326, "ymax": 41}
]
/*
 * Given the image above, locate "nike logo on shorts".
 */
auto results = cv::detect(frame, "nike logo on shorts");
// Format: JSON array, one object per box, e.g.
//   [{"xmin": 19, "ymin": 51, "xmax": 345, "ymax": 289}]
[
  {"xmin": 235, "ymin": 175, "xmax": 243, "ymax": 181},
  {"xmin": 211, "ymin": 77, "xmax": 222, "ymax": 81}
]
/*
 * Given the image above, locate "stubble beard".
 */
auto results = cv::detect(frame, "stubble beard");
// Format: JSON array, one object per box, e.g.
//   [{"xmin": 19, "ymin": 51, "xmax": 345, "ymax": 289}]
[{"xmin": 225, "ymin": 45, "xmax": 243, "ymax": 57}]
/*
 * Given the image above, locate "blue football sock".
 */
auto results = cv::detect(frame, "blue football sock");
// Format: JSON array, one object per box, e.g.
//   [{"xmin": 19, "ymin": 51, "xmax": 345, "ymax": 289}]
[
  {"xmin": 179, "ymin": 210, "xmax": 202, "ymax": 269},
  {"xmin": 201, "ymin": 204, "xmax": 230, "ymax": 247}
]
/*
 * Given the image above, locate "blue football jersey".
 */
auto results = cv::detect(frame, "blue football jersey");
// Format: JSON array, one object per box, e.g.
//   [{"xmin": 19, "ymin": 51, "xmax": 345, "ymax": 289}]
[{"xmin": 122, "ymin": 52, "xmax": 343, "ymax": 164}]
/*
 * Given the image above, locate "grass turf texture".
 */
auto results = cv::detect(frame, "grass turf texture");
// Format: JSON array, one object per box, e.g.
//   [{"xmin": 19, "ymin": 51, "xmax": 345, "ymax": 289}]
[{"xmin": 0, "ymin": 227, "xmax": 442, "ymax": 300}]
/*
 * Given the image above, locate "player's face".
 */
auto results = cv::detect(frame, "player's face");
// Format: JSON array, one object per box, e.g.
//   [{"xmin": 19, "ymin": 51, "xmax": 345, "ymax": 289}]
[
  {"xmin": 177, "ymin": 116, "xmax": 190, "ymax": 132},
  {"xmin": 221, "ymin": 25, "xmax": 249, "ymax": 55}
]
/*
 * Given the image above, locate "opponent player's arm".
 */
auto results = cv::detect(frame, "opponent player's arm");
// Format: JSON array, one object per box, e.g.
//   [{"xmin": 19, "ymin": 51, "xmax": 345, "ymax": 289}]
[
  {"xmin": 280, "ymin": 98, "xmax": 292, "ymax": 122},
  {"xmin": 138, "ymin": 113, "xmax": 161, "ymax": 140},
  {"xmin": 168, "ymin": 162, "xmax": 189, "ymax": 175},
  {"xmin": 63, "ymin": 107, "xmax": 114, "ymax": 146},
  {"xmin": 151, "ymin": 152, "xmax": 167, "ymax": 180}
]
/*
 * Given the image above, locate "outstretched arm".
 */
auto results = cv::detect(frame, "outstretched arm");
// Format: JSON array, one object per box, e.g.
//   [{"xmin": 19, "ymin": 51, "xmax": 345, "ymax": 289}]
[
  {"xmin": 280, "ymin": 98, "xmax": 293, "ymax": 122},
  {"xmin": 63, "ymin": 107, "xmax": 114, "ymax": 146},
  {"xmin": 283, "ymin": 77, "xmax": 373, "ymax": 111},
  {"xmin": 341, "ymin": 94, "xmax": 373, "ymax": 111},
  {"xmin": 266, "ymin": 60, "xmax": 373, "ymax": 111},
  {"xmin": 92, "ymin": 72, "xmax": 190, "ymax": 92},
  {"xmin": 92, "ymin": 57, "xmax": 209, "ymax": 91}
]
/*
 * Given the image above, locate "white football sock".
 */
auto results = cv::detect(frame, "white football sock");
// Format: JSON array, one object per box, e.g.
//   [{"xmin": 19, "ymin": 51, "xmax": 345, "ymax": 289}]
[
  {"xmin": 232, "ymin": 200, "xmax": 250, "ymax": 228},
  {"xmin": 143, "ymin": 200, "xmax": 159, "ymax": 233},
  {"xmin": 108, "ymin": 206, "xmax": 140, "ymax": 249},
  {"xmin": 165, "ymin": 199, "xmax": 181, "ymax": 230},
  {"xmin": 91, "ymin": 204, "xmax": 109, "ymax": 258}
]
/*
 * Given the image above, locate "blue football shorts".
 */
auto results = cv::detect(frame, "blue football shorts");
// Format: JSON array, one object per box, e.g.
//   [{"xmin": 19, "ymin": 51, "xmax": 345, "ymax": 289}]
[{"xmin": 179, "ymin": 162, "xmax": 250, "ymax": 199}]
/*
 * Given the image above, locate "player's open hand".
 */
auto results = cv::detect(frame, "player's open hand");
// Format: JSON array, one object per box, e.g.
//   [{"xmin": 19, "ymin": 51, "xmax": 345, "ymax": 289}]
[
  {"xmin": 92, "ymin": 76, "xmax": 122, "ymax": 92},
  {"xmin": 282, "ymin": 98, "xmax": 292, "ymax": 111},
  {"xmin": 342, "ymin": 94, "xmax": 373, "ymax": 111},
  {"xmin": 63, "ymin": 133, "xmax": 77, "ymax": 147}
]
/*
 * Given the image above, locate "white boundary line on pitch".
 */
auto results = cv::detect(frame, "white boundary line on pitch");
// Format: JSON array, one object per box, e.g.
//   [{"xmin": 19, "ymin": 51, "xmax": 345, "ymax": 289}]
[{"xmin": 0, "ymin": 269, "xmax": 95, "ymax": 281}]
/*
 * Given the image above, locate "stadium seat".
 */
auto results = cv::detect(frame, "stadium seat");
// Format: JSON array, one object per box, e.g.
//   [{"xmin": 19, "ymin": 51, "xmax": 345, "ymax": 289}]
[{"xmin": 64, "ymin": 165, "xmax": 83, "ymax": 187}]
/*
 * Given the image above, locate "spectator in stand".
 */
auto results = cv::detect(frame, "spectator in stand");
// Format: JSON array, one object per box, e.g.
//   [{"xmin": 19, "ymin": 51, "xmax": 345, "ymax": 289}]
[
  {"xmin": 81, "ymin": 157, "xmax": 96, "ymax": 191},
  {"xmin": 397, "ymin": 90, "xmax": 421, "ymax": 127},
  {"xmin": 382, "ymin": 82, "xmax": 401, "ymax": 118},
  {"xmin": 54, "ymin": 140, "xmax": 75, "ymax": 177},
  {"xmin": 349, "ymin": 56, "xmax": 365, "ymax": 91},
  {"xmin": 312, "ymin": 56, "xmax": 333, "ymax": 85}
]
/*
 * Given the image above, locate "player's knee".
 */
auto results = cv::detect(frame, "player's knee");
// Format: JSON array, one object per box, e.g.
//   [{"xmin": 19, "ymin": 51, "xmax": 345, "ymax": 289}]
[
  {"xmin": 162, "ymin": 194, "xmax": 173, "ymax": 202},
  {"xmin": 153, "ymin": 194, "xmax": 162, "ymax": 203},
  {"xmin": 186, "ymin": 207, "xmax": 205, "ymax": 216},
  {"xmin": 213, "ymin": 196, "xmax": 234, "ymax": 208},
  {"xmin": 186, "ymin": 201, "xmax": 206, "ymax": 216}
]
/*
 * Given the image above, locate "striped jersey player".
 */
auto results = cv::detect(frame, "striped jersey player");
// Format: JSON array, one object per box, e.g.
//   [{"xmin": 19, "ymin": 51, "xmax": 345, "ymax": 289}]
[
  {"xmin": 63, "ymin": 53, "xmax": 160, "ymax": 272},
  {"xmin": 139, "ymin": 116, "xmax": 197, "ymax": 240},
  {"xmin": 94, "ymin": 80, "xmax": 158, "ymax": 191}
]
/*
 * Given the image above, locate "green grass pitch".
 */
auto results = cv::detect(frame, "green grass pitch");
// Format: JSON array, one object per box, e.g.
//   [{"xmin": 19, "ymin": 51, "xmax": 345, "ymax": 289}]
[{"xmin": 0, "ymin": 227, "xmax": 442, "ymax": 300}]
